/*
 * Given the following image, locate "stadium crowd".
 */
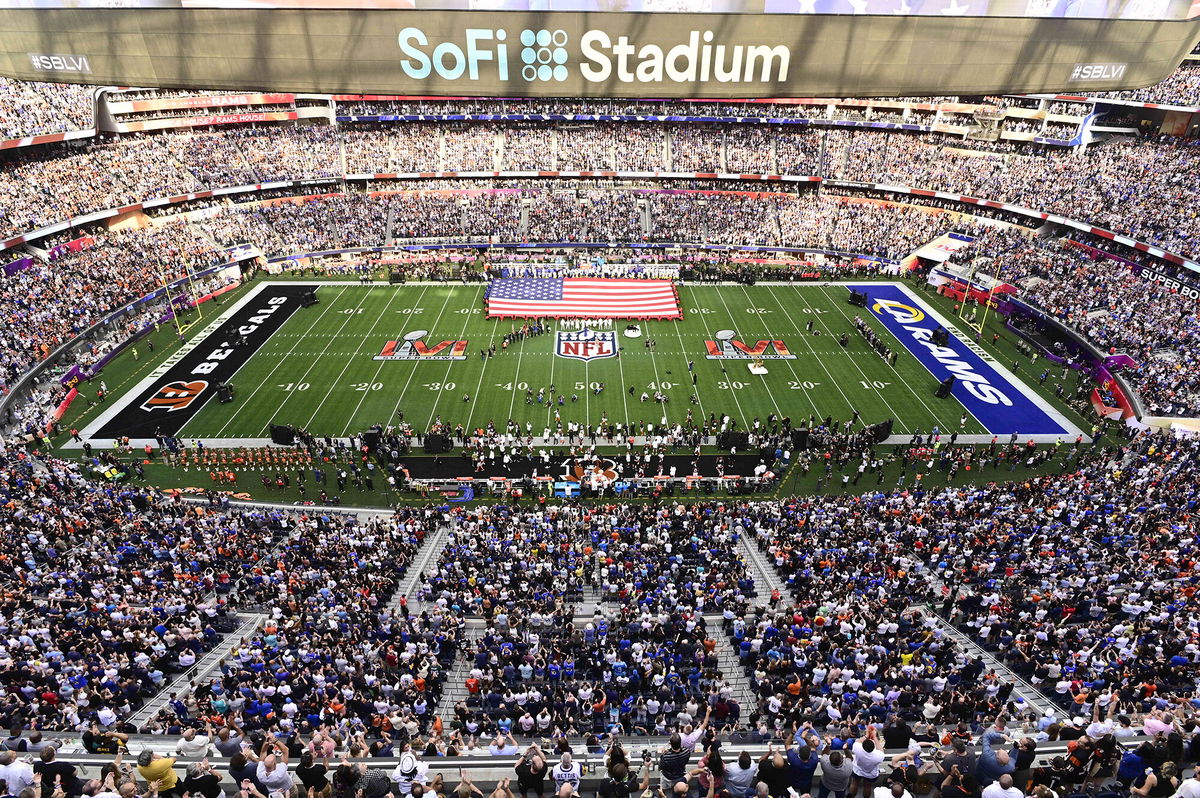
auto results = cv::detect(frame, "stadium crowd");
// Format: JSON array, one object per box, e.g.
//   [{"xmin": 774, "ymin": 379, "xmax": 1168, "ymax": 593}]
[
  {"xmin": 0, "ymin": 113, "xmax": 1199, "ymax": 268},
  {"xmin": 3, "ymin": 68, "xmax": 1200, "ymax": 798},
  {"xmin": 0, "ymin": 78, "xmax": 96, "ymax": 140},
  {"xmin": 0, "ymin": 444, "xmax": 453, "ymax": 737},
  {"xmin": 987, "ymin": 240, "xmax": 1200, "ymax": 417},
  {"xmin": 1085, "ymin": 63, "xmax": 1200, "ymax": 109},
  {"xmin": 0, "ymin": 368, "xmax": 1199, "ymax": 798}
]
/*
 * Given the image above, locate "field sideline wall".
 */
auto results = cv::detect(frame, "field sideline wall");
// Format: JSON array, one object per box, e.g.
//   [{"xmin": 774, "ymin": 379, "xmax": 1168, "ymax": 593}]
[{"xmin": 0, "ymin": 9, "xmax": 1198, "ymax": 97}]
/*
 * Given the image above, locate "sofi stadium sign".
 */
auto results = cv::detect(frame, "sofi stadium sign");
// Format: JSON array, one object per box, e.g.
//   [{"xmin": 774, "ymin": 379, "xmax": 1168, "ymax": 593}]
[
  {"xmin": 398, "ymin": 27, "xmax": 790, "ymax": 86},
  {"xmin": 2, "ymin": 8, "xmax": 1198, "ymax": 97}
]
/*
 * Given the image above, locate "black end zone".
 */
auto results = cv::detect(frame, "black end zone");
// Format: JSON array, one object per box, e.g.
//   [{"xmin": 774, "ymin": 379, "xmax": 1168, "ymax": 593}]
[{"xmin": 93, "ymin": 284, "xmax": 312, "ymax": 440}]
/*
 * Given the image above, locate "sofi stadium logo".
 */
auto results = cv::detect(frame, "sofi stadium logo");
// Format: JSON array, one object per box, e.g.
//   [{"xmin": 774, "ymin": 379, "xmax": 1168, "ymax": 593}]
[{"xmin": 397, "ymin": 27, "xmax": 791, "ymax": 85}]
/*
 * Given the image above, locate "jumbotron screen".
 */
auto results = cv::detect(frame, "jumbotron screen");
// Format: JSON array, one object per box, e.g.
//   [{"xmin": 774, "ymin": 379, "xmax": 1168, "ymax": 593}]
[
  {"xmin": 0, "ymin": 0, "xmax": 1197, "ymax": 96},
  {"xmin": 2, "ymin": 0, "xmax": 1197, "ymax": 17}
]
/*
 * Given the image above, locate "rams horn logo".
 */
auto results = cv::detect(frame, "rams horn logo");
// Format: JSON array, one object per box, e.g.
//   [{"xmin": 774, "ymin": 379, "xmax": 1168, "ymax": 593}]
[
  {"xmin": 871, "ymin": 298, "xmax": 926, "ymax": 324},
  {"xmin": 140, "ymin": 380, "xmax": 209, "ymax": 412}
]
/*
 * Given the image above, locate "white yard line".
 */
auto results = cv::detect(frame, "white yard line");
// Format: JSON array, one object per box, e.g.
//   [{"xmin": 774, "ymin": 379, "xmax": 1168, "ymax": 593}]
[
  {"xmin": 757, "ymin": 284, "xmax": 865, "ymax": 423},
  {"xmin": 732, "ymin": 283, "xmax": 817, "ymax": 417},
  {"xmin": 670, "ymin": 286, "xmax": 706, "ymax": 422},
  {"xmin": 704, "ymin": 287, "xmax": 751, "ymax": 426},
  {"xmin": 247, "ymin": 287, "xmax": 377, "ymax": 435},
  {"xmin": 305, "ymin": 286, "xmax": 409, "ymax": 432},
  {"xmin": 727, "ymin": 284, "xmax": 785, "ymax": 422},
  {"xmin": 462, "ymin": 313, "xmax": 496, "ymax": 434},
  {"xmin": 337, "ymin": 284, "xmax": 432, "ymax": 436},
  {"xmin": 385, "ymin": 285, "xmax": 460, "ymax": 430},
  {"xmin": 505, "ymin": 321, "xmax": 529, "ymax": 424},
  {"xmin": 615, "ymin": 328, "xmax": 632, "ymax": 429},
  {"xmin": 424, "ymin": 287, "xmax": 483, "ymax": 430}
]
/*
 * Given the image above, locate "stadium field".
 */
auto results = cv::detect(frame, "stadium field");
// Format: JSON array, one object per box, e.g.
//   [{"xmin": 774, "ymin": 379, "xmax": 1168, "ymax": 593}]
[{"xmin": 77, "ymin": 279, "xmax": 1082, "ymax": 447}]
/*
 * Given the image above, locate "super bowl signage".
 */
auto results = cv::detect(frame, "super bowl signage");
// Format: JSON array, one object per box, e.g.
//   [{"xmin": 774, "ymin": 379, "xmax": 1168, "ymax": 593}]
[
  {"xmin": 556, "ymin": 328, "xmax": 618, "ymax": 361},
  {"xmin": 704, "ymin": 330, "xmax": 797, "ymax": 360},
  {"xmin": 376, "ymin": 330, "xmax": 468, "ymax": 361},
  {"xmin": 397, "ymin": 27, "xmax": 791, "ymax": 88}
]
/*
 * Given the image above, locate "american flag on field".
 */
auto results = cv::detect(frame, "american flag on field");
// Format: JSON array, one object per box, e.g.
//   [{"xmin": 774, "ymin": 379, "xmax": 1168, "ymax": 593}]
[{"xmin": 486, "ymin": 278, "xmax": 682, "ymax": 320}]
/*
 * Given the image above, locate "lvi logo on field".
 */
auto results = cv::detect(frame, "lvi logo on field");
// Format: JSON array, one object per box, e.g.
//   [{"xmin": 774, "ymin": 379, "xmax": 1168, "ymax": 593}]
[
  {"xmin": 375, "ymin": 331, "xmax": 469, "ymax": 361},
  {"xmin": 704, "ymin": 330, "xmax": 797, "ymax": 360}
]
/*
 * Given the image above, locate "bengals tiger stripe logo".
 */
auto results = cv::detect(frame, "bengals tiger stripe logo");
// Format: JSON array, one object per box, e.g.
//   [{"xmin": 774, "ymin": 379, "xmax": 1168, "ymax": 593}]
[{"xmin": 140, "ymin": 380, "xmax": 209, "ymax": 412}]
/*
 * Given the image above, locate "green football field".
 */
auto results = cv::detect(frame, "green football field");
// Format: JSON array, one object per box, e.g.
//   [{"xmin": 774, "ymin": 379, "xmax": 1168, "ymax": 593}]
[{"xmin": 160, "ymin": 280, "xmax": 1002, "ymax": 441}]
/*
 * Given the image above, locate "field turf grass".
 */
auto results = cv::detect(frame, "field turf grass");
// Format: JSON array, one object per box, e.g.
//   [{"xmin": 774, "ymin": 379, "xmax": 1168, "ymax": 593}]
[
  {"xmin": 164, "ymin": 280, "xmax": 1010, "ymax": 440},
  {"xmin": 50, "ymin": 278, "xmax": 1104, "ymax": 506}
]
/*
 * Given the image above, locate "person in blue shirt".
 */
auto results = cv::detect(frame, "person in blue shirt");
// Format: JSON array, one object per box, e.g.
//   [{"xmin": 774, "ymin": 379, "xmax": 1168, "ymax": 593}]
[{"xmin": 788, "ymin": 743, "xmax": 821, "ymax": 794}]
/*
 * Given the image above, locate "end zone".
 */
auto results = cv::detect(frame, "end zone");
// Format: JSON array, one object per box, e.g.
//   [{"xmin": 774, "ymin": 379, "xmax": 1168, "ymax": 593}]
[
  {"xmin": 852, "ymin": 282, "xmax": 1084, "ymax": 443},
  {"xmin": 73, "ymin": 282, "xmax": 312, "ymax": 447}
]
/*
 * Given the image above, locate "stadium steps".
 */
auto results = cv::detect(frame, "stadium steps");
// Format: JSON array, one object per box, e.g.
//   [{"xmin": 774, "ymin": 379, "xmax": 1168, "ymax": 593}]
[
  {"xmin": 737, "ymin": 535, "xmax": 787, "ymax": 598},
  {"xmin": 916, "ymin": 603, "xmax": 1061, "ymax": 719},
  {"xmin": 128, "ymin": 612, "xmax": 269, "ymax": 728},
  {"xmin": 700, "ymin": 613, "xmax": 761, "ymax": 711},
  {"xmin": 390, "ymin": 522, "xmax": 453, "ymax": 615},
  {"xmin": 577, "ymin": 584, "xmax": 603, "ymax": 616},
  {"xmin": 436, "ymin": 621, "xmax": 491, "ymax": 723}
]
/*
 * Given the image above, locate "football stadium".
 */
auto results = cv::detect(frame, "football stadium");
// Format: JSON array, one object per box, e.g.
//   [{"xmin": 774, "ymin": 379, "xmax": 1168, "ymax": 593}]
[{"xmin": 0, "ymin": 3, "xmax": 1199, "ymax": 798}]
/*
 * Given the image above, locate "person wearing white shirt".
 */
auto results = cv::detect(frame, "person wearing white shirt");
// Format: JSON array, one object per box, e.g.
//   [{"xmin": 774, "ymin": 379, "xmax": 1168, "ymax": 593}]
[
  {"xmin": 851, "ymin": 737, "xmax": 885, "ymax": 798},
  {"xmin": 0, "ymin": 751, "xmax": 34, "ymax": 796},
  {"xmin": 679, "ymin": 706, "xmax": 712, "ymax": 750},
  {"xmin": 552, "ymin": 753, "xmax": 581, "ymax": 794},
  {"xmin": 982, "ymin": 775, "xmax": 1024, "ymax": 798},
  {"xmin": 1175, "ymin": 769, "xmax": 1200, "ymax": 798},
  {"xmin": 177, "ymin": 727, "xmax": 211, "ymax": 757}
]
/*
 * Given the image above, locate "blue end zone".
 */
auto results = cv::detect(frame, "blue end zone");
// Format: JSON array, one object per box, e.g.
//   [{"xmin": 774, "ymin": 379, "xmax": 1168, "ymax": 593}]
[{"xmin": 852, "ymin": 283, "xmax": 1078, "ymax": 438}]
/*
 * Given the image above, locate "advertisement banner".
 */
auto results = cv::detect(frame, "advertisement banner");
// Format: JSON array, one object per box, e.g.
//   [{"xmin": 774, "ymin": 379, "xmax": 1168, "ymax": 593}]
[
  {"xmin": 116, "ymin": 111, "xmax": 299, "ymax": 132},
  {"xmin": 1139, "ymin": 264, "xmax": 1200, "ymax": 302},
  {"xmin": 47, "ymin": 233, "xmax": 95, "ymax": 261},
  {"xmin": 109, "ymin": 92, "xmax": 295, "ymax": 114},
  {"xmin": 2, "ymin": 256, "xmax": 31, "ymax": 276},
  {"xmin": 61, "ymin": 363, "xmax": 86, "ymax": 387}
]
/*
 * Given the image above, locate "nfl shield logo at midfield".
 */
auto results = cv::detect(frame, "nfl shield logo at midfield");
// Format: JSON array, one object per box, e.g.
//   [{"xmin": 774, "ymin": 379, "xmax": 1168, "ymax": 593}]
[{"xmin": 555, "ymin": 328, "xmax": 618, "ymax": 361}]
